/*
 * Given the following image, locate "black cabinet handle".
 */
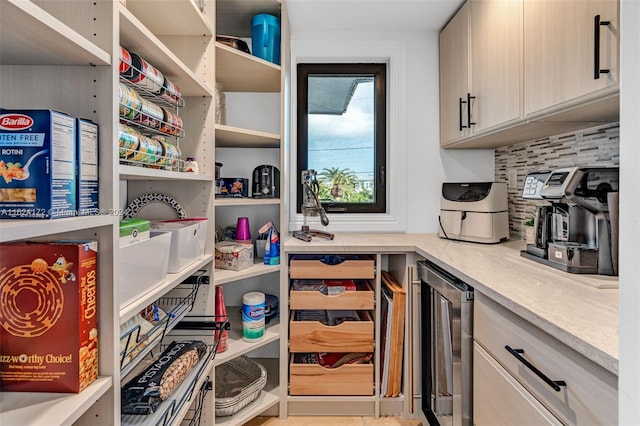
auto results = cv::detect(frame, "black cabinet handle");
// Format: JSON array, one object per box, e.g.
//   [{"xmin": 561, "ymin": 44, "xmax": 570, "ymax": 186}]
[
  {"xmin": 505, "ymin": 345, "xmax": 566, "ymax": 392},
  {"xmin": 594, "ymin": 14, "xmax": 611, "ymax": 79},
  {"xmin": 459, "ymin": 96, "xmax": 466, "ymax": 131},
  {"xmin": 467, "ymin": 93, "xmax": 476, "ymax": 128}
]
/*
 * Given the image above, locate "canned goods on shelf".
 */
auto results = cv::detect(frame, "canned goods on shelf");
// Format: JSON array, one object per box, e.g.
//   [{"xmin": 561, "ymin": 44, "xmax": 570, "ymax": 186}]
[
  {"xmin": 121, "ymin": 52, "xmax": 164, "ymax": 94},
  {"xmin": 118, "ymin": 83, "xmax": 142, "ymax": 119}
]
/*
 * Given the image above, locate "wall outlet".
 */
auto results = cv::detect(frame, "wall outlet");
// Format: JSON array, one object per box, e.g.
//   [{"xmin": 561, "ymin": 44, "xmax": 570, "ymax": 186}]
[{"xmin": 508, "ymin": 169, "xmax": 517, "ymax": 189}]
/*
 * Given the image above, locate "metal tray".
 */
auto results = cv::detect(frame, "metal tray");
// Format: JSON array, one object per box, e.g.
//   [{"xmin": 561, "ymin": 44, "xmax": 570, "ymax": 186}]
[{"xmin": 215, "ymin": 356, "xmax": 267, "ymax": 416}]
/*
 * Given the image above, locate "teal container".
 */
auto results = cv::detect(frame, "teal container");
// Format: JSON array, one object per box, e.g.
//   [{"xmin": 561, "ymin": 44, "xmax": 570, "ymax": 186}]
[{"xmin": 251, "ymin": 14, "xmax": 281, "ymax": 65}]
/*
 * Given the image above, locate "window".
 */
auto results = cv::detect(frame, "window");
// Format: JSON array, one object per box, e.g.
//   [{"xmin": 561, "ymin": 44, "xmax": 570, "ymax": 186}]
[{"xmin": 297, "ymin": 63, "xmax": 387, "ymax": 214}]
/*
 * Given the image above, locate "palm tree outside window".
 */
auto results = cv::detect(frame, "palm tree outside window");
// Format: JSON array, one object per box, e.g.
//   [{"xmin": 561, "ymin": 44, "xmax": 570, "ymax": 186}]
[{"xmin": 296, "ymin": 63, "xmax": 387, "ymax": 214}]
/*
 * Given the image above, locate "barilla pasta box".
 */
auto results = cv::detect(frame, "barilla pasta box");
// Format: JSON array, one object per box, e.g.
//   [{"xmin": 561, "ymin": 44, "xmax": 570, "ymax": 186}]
[
  {"xmin": 0, "ymin": 109, "xmax": 77, "ymax": 219},
  {"xmin": 76, "ymin": 118, "xmax": 99, "ymax": 216},
  {"xmin": 0, "ymin": 241, "xmax": 98, "ymax": 393}
]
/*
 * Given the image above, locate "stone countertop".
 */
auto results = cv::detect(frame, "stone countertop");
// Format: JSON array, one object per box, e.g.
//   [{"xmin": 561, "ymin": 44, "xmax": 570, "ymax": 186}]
[{"xmin": 284, "ymin": 233, "xmax": 619, "ymax": 375}]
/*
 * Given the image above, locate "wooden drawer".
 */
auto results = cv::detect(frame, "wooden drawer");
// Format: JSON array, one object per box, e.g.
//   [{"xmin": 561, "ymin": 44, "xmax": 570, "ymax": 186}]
[
  {"xmin": 290, "ymin": 281, "xmax": 374, "ymax": 310},
  {"xmin": 289, "ymin": 311, "xmax": 374, "ymax": 353},
  {"xmin": 474, "ymin": 343, "xmax": 562, "ymax": 426},
  {"xmin": 289, "ymin": 257, "xmax": 375, "ymax": 279},
  {"xmin": 474, "ymin": 293, "xmax": 618, "ymax": 425},
  {"xmin": 289, "ymin": 355, "xmax": 373, "ymax": 396}
]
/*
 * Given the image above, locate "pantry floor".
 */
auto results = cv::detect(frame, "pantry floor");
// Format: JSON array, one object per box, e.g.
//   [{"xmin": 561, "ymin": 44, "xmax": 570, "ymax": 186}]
[{"xmin": 244, "ymin": 416, "xmax": 422, "ymax": 425}]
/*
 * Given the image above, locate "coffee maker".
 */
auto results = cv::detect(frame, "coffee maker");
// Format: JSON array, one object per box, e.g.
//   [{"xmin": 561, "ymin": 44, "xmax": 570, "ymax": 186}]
[{"xmin": 520, "ymin": 167, "xmax": 619, "ymax": 276}]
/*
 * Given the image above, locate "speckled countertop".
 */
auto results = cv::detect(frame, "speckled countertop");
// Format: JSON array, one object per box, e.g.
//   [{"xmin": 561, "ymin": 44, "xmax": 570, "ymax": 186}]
[{"xmin": 284, "ymin": 233, "xmax": 619, "ymax": 375}]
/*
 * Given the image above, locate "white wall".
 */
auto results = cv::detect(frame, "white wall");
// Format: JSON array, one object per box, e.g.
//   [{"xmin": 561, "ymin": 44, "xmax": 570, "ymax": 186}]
[
  {"xmin": 288, "ymin": 28, "xmax": 494, "ymax": 234},
  {"xmin": 618, "ymin": 0, "xmax": 640, "ymax": 422}
]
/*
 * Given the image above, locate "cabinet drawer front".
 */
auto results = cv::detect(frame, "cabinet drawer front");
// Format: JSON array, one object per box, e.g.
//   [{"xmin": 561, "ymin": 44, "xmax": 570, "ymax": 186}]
[
  {"xmin": 290, "ymin": 281, "xmax": 375, "ymax": 310},
  {"xmin": 474, "ymin": 343, "xmax": 563, "ymax": 426},
  {"xmin": 289, "ymin": 357, "xmax": 373, "ymax": 396},
  {"xmin": 289, "ymin": 259, "xmax": 375, "ymax": 279},
  {"xmin": 474, "ymin": 293, "xmax": 617, "ymax": 425},
  {"xmin": 289, "ymin": 312, "xmax": 374, "ymax": 353}
]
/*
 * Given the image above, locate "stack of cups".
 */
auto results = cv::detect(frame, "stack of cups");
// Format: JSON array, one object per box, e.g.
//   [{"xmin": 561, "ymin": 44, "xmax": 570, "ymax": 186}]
[{"xmin": 236, "ymin": 217, "xmax": 251, "ymax": 243}]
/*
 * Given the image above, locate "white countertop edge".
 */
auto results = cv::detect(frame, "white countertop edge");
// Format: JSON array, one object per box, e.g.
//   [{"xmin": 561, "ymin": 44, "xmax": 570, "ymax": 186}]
[{"xmin": 283, "ymin": 233, "xmax": 619, "ymax": 376}]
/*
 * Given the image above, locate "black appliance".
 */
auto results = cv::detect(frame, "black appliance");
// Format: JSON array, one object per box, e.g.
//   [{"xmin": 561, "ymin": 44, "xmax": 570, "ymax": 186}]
[
  {"xmin": 252, "ymin": 165, "xmax": 280, "ymax": 198},
  {"xmin": 418, "ymin": 260, "xmax": 473, "ymax": 426}
]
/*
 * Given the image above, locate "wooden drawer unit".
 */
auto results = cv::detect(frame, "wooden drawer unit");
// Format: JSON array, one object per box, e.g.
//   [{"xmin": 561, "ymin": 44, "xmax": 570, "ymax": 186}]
[
  {"xmin": 289, "ymin": 256, "xmax": 375, "ymax": 279},
  {"xmin": 474, "ymin": 293, "xmax": 618, "ymax": 425},
  {"xmin": 290, "ymin": 281, "xmax": 375, "ymax": 310},
  {"xmin": 289, "ymin": 311, "xmax": 374, "ymax": 353},
  {"xmin": 289, "ymin": 355, "xmax": 374, "ymax": 396}
]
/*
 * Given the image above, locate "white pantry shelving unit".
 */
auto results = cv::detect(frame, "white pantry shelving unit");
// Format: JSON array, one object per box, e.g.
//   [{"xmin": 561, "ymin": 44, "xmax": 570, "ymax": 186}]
[{"xmin": 0, "ymin": 0, "xmax": 289, "ymax": 425}]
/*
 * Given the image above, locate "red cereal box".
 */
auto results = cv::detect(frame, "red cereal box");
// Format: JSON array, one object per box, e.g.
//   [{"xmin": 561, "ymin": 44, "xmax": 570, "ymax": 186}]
[{"xmin": 0, "ymin": 241, "xmax": 98, "ymax": 393}]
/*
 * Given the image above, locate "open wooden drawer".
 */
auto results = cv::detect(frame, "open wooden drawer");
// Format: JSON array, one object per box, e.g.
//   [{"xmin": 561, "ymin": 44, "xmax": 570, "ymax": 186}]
[
  {"xmin": 290, "ymin": 280, "xmax": 374, "ymax": 310},
  {"xmin": 289, "ymin": 310, "xmax": 374, "ymax": 353},
  {"xmin": 289, "ymin": 256, "xmax": 375, "ymax": 279},
  {"xmin": 289, "ymin": 354, "xmax": 374, "ymax": 396}
]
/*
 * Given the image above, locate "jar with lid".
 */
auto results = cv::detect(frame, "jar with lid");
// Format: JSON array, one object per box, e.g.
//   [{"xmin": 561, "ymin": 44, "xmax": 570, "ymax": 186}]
[{"xmin": 184, "ymin": 157, "xmax": 199, "ymax": 173}]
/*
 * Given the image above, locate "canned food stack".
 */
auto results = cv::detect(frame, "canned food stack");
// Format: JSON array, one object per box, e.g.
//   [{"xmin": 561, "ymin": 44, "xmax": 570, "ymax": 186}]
[{"xmin": 118, "ymin": 47, "xmax": 188, "ymax": 172}]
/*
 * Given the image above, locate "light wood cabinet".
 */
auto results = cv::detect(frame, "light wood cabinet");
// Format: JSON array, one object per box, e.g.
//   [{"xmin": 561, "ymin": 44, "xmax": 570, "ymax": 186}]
[
  {"xmin": 473, "ymin": 292, "xmax": 618, "ymax": 425},
  {"xmin": 440, "ymin": 0, "xmax": 620, "ymax": 149},
  {"xmin": 440, "ymin": 0, "xmax": 522, "ymax": 147},
  {"xmin": 524, "ymin": 0, "xmax": 619, "ymax": 117},
  {"xmin": 474, "ymin": 343, "xmax": 562, "ymax": 426},
  {"xmin": 439, "ymin": 1, "xmax": 471, "ymax": 146}
]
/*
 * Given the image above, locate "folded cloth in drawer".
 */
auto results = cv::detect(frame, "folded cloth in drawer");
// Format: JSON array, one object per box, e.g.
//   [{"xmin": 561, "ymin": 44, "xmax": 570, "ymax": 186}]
[
  {"xmin": 294, "ymin": 352, "xmax": 372, "ymax": 368},
  {"xmin": 121, "ymin": 340, "xmax": 207, "ymax": 415}
]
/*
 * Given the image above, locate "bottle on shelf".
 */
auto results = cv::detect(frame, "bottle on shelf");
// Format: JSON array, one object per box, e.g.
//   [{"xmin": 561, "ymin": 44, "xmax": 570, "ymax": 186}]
[
  {"xmin": 184, "ymin": 157, "xmax": 199, "ymax": 173},
  {"xmin": 215, "ymin": 286, "xmax": 229, "ymax": 352}
]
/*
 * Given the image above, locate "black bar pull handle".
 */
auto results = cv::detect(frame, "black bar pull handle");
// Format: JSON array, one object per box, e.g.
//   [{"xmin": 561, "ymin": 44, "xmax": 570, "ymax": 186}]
[
  {"xmin": 505, "ymin": 345, "xmax": 567, "ymax": 392},
  {"xmin": 594, "ymin": 14, "xmax": 611, "ymax": 79},
  {"xmin": 459, "ymin": 96, "xmax": 467, "ymax": 131},
  {"xmin": 467, "ymin": 93, "xmax": 476, "ymax": 128}
]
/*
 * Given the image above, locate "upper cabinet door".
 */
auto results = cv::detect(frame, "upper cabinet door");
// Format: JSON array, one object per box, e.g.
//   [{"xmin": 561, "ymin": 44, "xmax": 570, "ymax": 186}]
[
  {"xmin": 439, "ymin": 1, "xmax": 470, "ymax": 146},
  {"xmin": 470, "ymin": 0, "xmax": 523, "ymax": 133},
  {"xmin": 524, "ymin": 0, "xmax": 619, "ymax": 117}
]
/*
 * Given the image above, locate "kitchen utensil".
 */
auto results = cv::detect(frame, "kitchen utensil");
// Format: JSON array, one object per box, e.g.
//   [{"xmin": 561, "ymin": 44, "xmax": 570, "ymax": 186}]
[{"xmin": 251, "ymin": 14, "xmax": 280, "ymax": 64}]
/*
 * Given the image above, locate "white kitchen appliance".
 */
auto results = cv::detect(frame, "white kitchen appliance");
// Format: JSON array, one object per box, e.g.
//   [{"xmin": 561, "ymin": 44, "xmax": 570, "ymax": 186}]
[{"xmin": 438, "ymin": 182, "xmax": 509, "ymax": 244}]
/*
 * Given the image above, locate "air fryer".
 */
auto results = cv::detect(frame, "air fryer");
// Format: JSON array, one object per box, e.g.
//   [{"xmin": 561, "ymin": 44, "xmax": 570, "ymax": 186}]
[{"xmin": 252, "ymin": 165, "xmax": 280, "ymax": 198}]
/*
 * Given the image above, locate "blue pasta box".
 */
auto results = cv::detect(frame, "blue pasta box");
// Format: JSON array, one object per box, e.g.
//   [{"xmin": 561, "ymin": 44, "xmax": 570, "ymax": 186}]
[
  {"xmin": 76, "ymin": 118, "xmax": 99, "ymax": 216},
  {"xmin": 0, "ymin": 109, "xmax": 77, "ymax": 219}
]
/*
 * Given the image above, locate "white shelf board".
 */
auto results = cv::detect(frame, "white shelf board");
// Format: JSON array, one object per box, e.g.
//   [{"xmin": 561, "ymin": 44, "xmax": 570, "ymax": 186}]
[
  {"xmin": 214, "ymin": 261, "xmax": 280, "ymax": 285},
  {"xmin": 0, "ymin": 215, "xmax": 115, "ymax": 243},
  {"xmin": 0, "ymin": 376, "xmax": 112, "ymax": 426},
  {"xmin": 212, "ymin": 310, "xmax": 280, "ymax": 367},
  {"xmin": 119, "ymin": 4, "xmax": 213, "ymax": 97},
  {"xmin": 215, "ymin": 124, "xmax": 280, "ymax": 148},
  {"xmin": 0, "ymin": 0, "xmax": 110, "ymax": 66},
  {"xmin": 125, "ymin": 0, "xmax": 213, "ymax": 36},
  {"xmin": 215, "ymin": 358, "xmax": 280, "ymax": 425},
  {"xmin": 214, "ymin": 197, "xmax": 281, "ymax": 207},
  {"xmin": 119, "ymin": 254, "xmax": 213, "ymax": 323},
  {"xmin": 216, "ymin": 42, "xmax": 281, "ymax": 92},
  {"xmin": 119, "ymin": 165, "xmax": 215, "ymax": 181}
]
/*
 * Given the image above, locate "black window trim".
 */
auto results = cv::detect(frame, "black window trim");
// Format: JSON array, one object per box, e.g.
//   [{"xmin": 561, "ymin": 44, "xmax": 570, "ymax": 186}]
[{"xmin": 296, "ymin": 62, "xmax": 387, "ymax": 214}]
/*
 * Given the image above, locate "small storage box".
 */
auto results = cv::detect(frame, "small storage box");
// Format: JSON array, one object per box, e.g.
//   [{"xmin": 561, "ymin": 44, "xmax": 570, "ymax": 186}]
[
  {"xmin": 151, "ymin": 218, "xmax": 208, "ymax": 273},
  {"xmin": 289, "ymin": 354, "xmax": 373, "ymax": 396},
  {"xmin": 289, "ymin": 256, "xmax": 375, "ymax": 279},
  {"xmin": 119, "ymin": 218, "xmax": 150, "ymax": 247},
  {"xmin": 119, "ymin": 231, "xmax": 171, "ymax": 308},
  {"xmin": 290, "ymin": 280, "xmax": 374, "ymax": 310},
  {"xmin": 215, "ymin": 241, "xmax": 253, "ymax": 271},
  {"xmin": 289, "ymin": 311, "xmax": 374, "ymax": 353}
]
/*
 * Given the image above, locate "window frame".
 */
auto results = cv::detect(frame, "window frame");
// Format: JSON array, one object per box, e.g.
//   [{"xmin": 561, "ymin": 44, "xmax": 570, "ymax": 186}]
[{"xmin": 296, "ymin": 62, "xmax": 387, "ymax": 214}]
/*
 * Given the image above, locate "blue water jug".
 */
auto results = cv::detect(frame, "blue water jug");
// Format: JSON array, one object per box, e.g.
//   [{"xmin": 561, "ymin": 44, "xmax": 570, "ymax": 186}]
[{"xmin": 251, "ymin": 14, "xmax": 281, "ymax": 65}]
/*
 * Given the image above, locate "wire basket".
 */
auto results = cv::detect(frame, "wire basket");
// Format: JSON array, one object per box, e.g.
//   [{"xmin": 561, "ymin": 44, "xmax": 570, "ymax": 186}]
[{"xmin": 215, "ymin": 356, "xmax": 267, "ymax": 417}]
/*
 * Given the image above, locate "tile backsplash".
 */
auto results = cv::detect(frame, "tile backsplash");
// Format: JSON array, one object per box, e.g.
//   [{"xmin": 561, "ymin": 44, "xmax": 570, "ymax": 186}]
[{"xmin": 495, "ymin": 123, "xmax": 620, "ymax": 237}]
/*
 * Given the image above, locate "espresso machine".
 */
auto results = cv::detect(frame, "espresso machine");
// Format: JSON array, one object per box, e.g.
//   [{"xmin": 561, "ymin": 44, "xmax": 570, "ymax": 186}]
[{"xmin": 520, "ymin": 167, "xmax": 619, "ymax": 275}]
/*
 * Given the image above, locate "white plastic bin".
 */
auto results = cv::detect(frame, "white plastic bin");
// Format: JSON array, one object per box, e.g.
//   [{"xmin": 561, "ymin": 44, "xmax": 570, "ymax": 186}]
[
  {"xmin": 119, "ymin": 231, "xmax": 172, "ymax": 309},
  {"xmin": 151, "ymin": 218, "xmax": 208, "ymax": 273}
]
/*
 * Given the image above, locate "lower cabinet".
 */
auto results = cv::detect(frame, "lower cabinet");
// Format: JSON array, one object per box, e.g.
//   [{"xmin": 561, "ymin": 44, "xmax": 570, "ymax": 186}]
[
  {"xmin": 474, "ymin": 343, "xmax": 562, "ymax": 426},
  {"xmin": 473, "ymin": 292, "xmax": 618, "ymax": 425}
]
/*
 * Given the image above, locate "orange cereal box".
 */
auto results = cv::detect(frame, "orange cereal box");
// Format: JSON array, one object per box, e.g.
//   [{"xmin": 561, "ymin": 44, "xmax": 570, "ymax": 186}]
[{"xmin": 0, "ymin": 241, "xmax": 98, "ymax": 393}]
